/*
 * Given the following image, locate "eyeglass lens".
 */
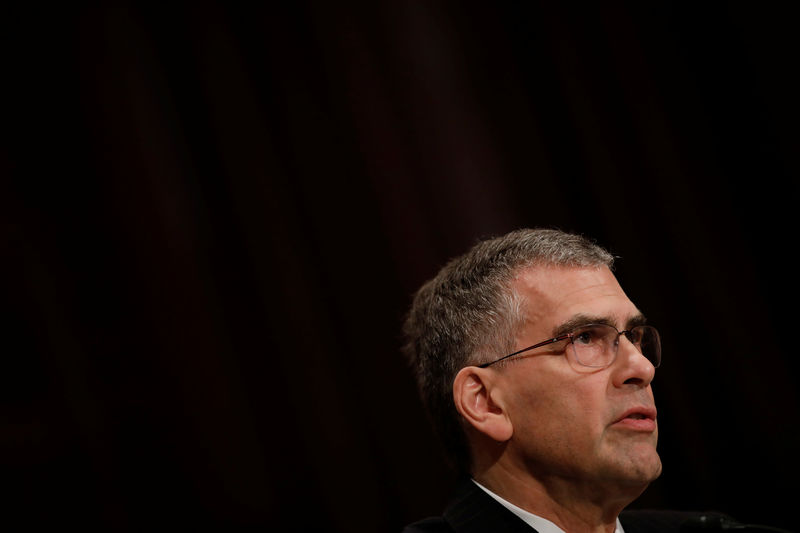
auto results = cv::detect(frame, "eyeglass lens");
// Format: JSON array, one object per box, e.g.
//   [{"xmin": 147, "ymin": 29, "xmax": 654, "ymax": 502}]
[{"xmin": 570, "ymin": 324, "xmax": 661, "ymax": 368}]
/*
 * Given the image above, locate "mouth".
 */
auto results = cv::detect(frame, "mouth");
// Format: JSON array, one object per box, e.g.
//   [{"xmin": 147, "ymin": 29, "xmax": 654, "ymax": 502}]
[{"xmin": 613, "ymin": 407, "xmax": 657, "ymax": 431}]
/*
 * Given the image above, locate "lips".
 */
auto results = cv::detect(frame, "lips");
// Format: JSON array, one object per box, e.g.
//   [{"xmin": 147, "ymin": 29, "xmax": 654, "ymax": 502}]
[{"xmin": 613, "ymin": 407, "xmax": 657, "ymax": 431}]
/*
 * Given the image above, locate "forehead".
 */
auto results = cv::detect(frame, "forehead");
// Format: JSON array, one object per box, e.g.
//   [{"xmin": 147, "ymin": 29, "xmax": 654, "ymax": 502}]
[{"xmin": 511, "ymin": 265, "xmax": 639, "ymax": 332}]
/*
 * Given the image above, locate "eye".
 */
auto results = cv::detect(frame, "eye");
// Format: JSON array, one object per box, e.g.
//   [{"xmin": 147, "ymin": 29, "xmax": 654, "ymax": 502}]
[
  {"xmin": 625, "ymin": 328, "xmax": 644, "ymax": 345},
  {"xmin": 572, "ymin": 326, "xmax": 603, "ymax": 345}
]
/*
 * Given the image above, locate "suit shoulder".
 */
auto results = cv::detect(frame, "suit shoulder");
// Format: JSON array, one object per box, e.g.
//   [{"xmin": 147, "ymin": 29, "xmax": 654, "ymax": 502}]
[
  {"xmin": 402, "ymin": 516, "xmax": 453, "ymax": 533},
  {"xmin": 620, "ymin": 509, "xmax": 731, "ymax": 533}
]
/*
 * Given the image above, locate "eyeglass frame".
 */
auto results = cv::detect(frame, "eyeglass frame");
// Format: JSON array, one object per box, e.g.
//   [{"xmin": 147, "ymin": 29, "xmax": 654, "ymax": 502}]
[{"xmin": 476, "ymin": 323, "xmax": 661, "ymax": 369}]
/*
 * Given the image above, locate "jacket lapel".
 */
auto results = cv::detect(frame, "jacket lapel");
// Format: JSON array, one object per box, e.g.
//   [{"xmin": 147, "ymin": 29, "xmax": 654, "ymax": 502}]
[{"xmin": 443, "ymin": 480, "xmax": 538, "ymax": 533}]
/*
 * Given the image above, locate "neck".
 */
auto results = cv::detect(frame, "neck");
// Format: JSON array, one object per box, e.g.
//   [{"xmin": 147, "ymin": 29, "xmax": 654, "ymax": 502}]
[{"xmin": 473, "ymin": 462, "xmax": 641, "ymax": 533}]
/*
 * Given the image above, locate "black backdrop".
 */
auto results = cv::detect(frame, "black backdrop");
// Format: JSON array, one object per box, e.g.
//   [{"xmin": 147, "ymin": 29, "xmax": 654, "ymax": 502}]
[{"xmin": 4, "ymin": 3, "xmax": 800, "ymax": 532}]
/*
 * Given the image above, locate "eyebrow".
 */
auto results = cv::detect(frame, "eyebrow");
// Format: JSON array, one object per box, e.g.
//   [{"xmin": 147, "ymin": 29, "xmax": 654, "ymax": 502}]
[{"xmin": 551, "ymin": 312, "xmax": 648, "ymax": 338}]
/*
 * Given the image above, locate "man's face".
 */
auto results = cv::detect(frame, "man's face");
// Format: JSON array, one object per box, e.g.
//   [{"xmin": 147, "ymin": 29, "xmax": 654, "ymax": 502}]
[{"xmin": 497, "ymin": 265, "xmax": 662, "ymax": 494}]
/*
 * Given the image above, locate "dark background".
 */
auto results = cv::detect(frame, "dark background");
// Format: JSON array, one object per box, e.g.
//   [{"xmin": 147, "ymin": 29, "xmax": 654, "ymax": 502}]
[{"xmin": 4, "ymin": 3, "xmax": 799, "ymax": 532}]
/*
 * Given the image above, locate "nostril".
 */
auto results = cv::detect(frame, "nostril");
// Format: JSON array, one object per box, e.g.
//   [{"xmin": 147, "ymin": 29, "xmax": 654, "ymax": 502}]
[{"xmin": 623, "ymin": 377, "xmax": 644, "ymax": 385}]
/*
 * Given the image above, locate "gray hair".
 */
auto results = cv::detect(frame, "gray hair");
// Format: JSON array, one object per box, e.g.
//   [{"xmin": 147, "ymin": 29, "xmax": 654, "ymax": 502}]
[{"xmin": 401, "ymin": 228, "xmax": 614, "ymax": 473}]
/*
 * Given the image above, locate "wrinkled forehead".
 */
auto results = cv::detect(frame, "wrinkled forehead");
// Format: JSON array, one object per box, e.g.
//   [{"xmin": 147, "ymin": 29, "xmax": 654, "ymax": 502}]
[{"xmin": 511, "ymin": 265, "xmax": 640, "ymax": 335}]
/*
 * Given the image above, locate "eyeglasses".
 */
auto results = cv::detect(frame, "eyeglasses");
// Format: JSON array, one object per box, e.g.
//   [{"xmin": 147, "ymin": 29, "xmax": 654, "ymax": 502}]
[{"xmin": 477, "ymin": 323, "xmax": 661, "ymax": 369}]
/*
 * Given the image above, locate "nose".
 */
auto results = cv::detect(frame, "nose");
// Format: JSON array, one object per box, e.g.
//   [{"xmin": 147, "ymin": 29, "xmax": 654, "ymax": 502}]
[{"xmin": 612, "ymin": 334, "xmax": 656, "ymax": 388}]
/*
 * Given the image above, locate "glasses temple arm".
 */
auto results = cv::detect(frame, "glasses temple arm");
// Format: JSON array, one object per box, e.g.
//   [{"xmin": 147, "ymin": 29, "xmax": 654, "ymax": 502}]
[{"xmin": 477, "ymin": 334, "xmax": 572, "ymax": 368}]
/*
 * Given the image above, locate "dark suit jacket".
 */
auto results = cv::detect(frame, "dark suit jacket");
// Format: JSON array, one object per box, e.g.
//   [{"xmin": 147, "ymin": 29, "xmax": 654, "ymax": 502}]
[{"xmin": 402, "ymin": 481, "xmax": 718, "ymax": 533}]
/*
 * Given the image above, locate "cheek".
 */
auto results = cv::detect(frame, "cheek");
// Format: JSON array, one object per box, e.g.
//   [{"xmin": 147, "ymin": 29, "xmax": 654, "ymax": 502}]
[
  {"xmin": 510, "ymin": 381, "xmax": 606, "ymax": 448},
  {"xmin": 512, "ymin": 379, "xmax": 608, "ymax": 446},
  {"xmin": 504, "ymin": 363, "xmax": 611, "ymax": 445}
]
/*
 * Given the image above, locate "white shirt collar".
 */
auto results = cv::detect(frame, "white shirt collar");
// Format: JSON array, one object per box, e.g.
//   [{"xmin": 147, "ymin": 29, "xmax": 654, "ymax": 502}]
[{"xmin": 471, "ymin": 479, "xmax": 625, "ymax": 533}]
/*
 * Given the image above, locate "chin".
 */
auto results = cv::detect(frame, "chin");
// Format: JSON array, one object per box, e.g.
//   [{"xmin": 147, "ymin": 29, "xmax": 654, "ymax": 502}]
[
  {"xmin": 619, "ymin": 435, "xmax": 661, "ymax": 481},
  {"xmin": 625, "ymin": 451, "xmax": 663, "ymax": 486},
  {"xmin": 601, "ymin": 446, "xmax": 662, "ymax": 490}
]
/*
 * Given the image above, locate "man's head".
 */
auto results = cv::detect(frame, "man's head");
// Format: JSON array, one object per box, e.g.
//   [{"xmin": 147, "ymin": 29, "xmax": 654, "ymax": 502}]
[{"xmin": 402, "ymin": 228, "xmax": 661, "ymax": 498}]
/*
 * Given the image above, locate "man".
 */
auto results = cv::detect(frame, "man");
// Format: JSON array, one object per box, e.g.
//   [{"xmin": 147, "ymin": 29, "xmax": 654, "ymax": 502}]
[{"xmin": 402, "ymin": 228, "xmax": 700, "ymax": 533}]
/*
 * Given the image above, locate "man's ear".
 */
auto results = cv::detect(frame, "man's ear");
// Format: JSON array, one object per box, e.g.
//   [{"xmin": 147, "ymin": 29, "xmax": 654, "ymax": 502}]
[{"xmin": 453, "ymin": 366, "xmax": 513, "ymax": 442}]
